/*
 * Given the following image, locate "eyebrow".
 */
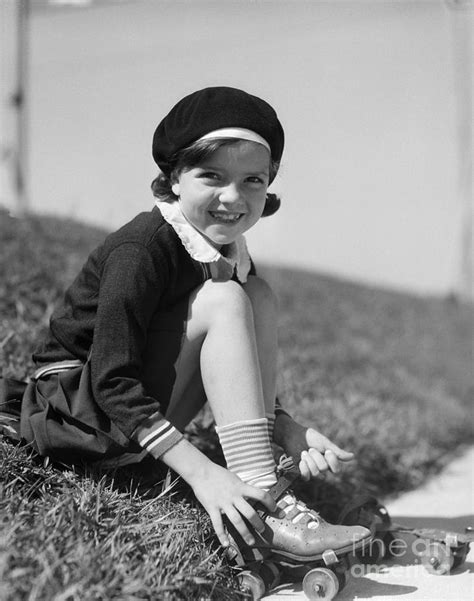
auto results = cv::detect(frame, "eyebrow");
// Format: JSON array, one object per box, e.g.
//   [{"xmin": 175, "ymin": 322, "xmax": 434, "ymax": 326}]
[{"xmin": 197, "ymin": 163, "xmax": 270, "ymax": 176}]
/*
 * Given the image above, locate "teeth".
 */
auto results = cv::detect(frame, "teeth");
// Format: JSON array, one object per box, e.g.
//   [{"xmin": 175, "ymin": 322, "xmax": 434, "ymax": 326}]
[{"xmin": 210, "ymin": 212, "xmax": 242, "ymax": 223}]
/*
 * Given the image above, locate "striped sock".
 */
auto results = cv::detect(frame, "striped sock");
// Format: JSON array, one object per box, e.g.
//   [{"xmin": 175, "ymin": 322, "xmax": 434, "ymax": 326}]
[
  {"xmin": 215, "ymin": 418, "xmax": 277, "ymax": 490},
  {"xmin": 266, "ymin": 411, "xmax": 276, "ymax": 442}
]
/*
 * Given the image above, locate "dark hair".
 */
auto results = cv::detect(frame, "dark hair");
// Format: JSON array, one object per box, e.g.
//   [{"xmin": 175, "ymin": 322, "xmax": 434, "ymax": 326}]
[{"xmin": 151, "ymin": 137, "xmax": 281, "ymax": 217}]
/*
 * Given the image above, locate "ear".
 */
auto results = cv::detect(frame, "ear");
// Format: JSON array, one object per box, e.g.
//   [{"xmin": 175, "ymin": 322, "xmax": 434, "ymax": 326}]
[{"xmin": 171, "ymin": 182, "xmax": 180, "ymax": 197}]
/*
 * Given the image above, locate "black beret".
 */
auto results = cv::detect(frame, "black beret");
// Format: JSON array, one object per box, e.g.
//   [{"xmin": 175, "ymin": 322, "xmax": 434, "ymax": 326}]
[{"xmin": 152, "ymin": 86, "xmax": 284, "ymax": 176}]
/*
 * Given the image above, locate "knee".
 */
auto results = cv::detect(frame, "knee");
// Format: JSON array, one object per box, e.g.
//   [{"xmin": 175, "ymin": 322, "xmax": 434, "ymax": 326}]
[
  {"xmin": 192, "ymin": 279, "xmax": 254, "ymax": 327},
  {"xmin": 243, "ymin": 276, "xmax": 278, "ymax": 319}
]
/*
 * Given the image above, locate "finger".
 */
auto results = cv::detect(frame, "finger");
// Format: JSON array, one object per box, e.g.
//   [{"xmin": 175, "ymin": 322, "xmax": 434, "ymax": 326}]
[
  {"xmin": 324, "ymin": 449, "xmax": 341, "ymax": 473},
  {"xmin": 335, "ymin": 450, "xmax": 355, "ymax": 462},
  {"xmin": 298, "ymin": 457, "xmax": 311, "ymax": 481},
  {"xmin": 225, "ymin": 505, "xmax": 255, "ymax": 546},
  {"xmin": 308, "ymin": 448, "xmax": 330, "ymax": 472},
  {"xmin": 305, "ymin": 429, "xmax": 354, "ymax": 461},
  {"xmin": 324, "ymin": 440, "xmax": 355, "ymax": 461},
  {"xmin": 301, "ymin": 449, "xmax": 324, "ymax": 478},
  {"xmin": 234, "ymin": 498, "xmax": 265, "ymax": 534},
  {"xmin": 244, "ymin": 485, "xmax": 277, "ymax": 513},
  {"xmin": 209, "ymin": 509, "xmax": 229, "ymax": 548},
  {"xmin": 300, "ymin": 451, "xmax": 320, "ymax": 479},
  {"xmin": 328, "ymin": 448, "xmax": 354, "ymax": 461}
]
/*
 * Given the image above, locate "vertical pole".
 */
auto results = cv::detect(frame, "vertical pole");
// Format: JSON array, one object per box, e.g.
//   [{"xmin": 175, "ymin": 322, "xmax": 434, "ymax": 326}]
[
  {"xmin": 0, "ymin": 0, "xmax": 18, "ymax": 212},
  {"xmin": 448, "ymin": 0, "xmax": 473, "ymax": 301},
  {"xmin": 15, "ymin": 0, "xmax": 30, "ymax": 215}
]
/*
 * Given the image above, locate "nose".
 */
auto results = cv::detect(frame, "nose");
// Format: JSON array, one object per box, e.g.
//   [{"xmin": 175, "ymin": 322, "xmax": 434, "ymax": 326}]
[{"xmin": 219, "ymin": 182, "xmax": 241, "ymax": 205}]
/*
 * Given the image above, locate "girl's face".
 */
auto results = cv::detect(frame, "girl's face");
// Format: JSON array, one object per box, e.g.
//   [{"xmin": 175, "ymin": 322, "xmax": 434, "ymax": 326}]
[{"xmin": 172, "ymin": 141, "xmax": 270, "ymax": 248}]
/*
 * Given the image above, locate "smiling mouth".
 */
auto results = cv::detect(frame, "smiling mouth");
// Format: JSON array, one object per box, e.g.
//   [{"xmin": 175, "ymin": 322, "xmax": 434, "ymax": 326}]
[{"xmin": 209, "ymin": 211, "xmax": 244, "ymax": 224}]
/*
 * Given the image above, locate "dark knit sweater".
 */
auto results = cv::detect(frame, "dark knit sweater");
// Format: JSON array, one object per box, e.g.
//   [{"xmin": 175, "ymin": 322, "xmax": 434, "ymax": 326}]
[
  {"xmin": 33, "ymin": 207, "xmax": 224, "ymax": 456},
  {"xmin": 32, "ymin": 206, "xmax": 290, "ymax": 461}
]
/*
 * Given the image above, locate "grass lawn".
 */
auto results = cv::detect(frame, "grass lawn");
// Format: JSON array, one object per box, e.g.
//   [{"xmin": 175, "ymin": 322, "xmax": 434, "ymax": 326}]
[{"xmin": 1, "ymin": 208, "xmax": 473, "ymax": 600}]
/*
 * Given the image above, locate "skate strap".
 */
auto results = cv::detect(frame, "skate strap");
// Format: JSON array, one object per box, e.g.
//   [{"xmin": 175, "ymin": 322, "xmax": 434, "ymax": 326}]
[
  {"xmin": 267, "ymin": 471, "xmax": 297, "ymax": 502},
  {"xmin": 252, "ymin": 455, "xmax": 300, "ymax": 517},
  {"xmin": 253, "ymin": 472, "xmax": 297, "ymax": 520},
  {"xmin": 266, "ymin": 455, "xmax": 299, "ymax": 502}
]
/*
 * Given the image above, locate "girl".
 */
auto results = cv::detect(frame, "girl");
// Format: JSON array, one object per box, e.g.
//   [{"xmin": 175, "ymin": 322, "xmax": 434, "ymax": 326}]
[{"xmin": 6, "ymin": 87, "xmax": 370, "ymax": 558}]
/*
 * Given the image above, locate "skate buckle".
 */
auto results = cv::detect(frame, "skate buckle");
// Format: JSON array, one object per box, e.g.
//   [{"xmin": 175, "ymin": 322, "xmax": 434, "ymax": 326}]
[
  {"xmin": 322, "ymin": 549, "xmax": 339, "ymax": 566},
  {"xmin": 445, "ymin": 533, "xmax": 458, "ymax": 547}
]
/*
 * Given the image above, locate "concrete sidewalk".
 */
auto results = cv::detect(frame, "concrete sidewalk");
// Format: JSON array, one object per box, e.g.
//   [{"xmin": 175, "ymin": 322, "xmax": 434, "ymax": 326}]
[{"xmin": 264, "ymin": 446, "xmax": 474, "ymax": 601}]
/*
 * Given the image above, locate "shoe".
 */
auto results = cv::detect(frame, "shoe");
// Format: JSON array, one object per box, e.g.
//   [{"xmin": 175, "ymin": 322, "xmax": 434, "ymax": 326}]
[
  {"xmin": 260, "ymin": 488, "xmax": 371, "ymax": 561},
  {"xmin": 241, "ymin": 455, "xmax": 371, "ymax": 563}
]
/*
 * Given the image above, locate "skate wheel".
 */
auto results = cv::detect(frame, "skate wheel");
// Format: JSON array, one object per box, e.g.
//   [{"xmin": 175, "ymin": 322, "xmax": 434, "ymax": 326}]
[
  {"xmin": 238, "ymin": 570, "xmax": 266, "ymax": 600},
  {"xmin": 302, "ymin": 567, "xmax": 339, "ymax": 601},
  {"xmin": 420, "ymin": 542, "xmax": 454, "ymax": 575}
]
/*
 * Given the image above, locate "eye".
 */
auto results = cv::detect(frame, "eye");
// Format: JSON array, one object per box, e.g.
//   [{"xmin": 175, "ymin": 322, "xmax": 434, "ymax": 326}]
[
  {"xmin": 199, "ymin": 171, "xmax": 220, "ymax": 181},
  {"xmin": 246, "ymin": 176, "xmax": 266, "ymax": 185}
]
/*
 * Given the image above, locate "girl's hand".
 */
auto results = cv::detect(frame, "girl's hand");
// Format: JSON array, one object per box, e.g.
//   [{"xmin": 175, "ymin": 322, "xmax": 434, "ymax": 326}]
[
  {"xmin": 273, "ymin": 414, "xmax": 354, "ymax": 481},
  {"xmin": 299, "ymin": 428, "xmax": 354, "ymax": 481},
  {"xmin": 191, "ymin": 462, "xmax": 277, "ymax": 548},
  {"xmin": 160, "ymin": 438, "xmax": 277, "ymax": 548}
]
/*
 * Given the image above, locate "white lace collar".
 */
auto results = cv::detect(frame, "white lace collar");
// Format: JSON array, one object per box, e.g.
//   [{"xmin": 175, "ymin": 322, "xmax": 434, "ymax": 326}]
[{"xmin": 155, "ymin": 200, "xmax": 252, "ymax": 283}]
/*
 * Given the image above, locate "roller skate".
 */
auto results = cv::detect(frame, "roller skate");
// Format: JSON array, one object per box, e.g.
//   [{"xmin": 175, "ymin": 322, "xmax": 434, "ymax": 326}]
[
  {"xmin": 226, "ymin": 456, "xmax": 373, "ymax": 600},
  {"xmin": 339, "ymin": 494, "xmax": 474, "ymax": 575}
]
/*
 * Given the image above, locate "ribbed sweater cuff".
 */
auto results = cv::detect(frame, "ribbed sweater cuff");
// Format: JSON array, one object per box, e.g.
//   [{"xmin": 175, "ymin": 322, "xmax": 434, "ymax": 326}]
[{"xmin": 131, "ymin": 413, "xmax": 183, "ymax": 459}]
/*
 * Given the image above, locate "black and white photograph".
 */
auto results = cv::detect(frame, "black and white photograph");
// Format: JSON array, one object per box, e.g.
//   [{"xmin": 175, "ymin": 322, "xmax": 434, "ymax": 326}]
[{"xmin": 0, "ymin": 1, "xmax": 472, "ymax": 600}]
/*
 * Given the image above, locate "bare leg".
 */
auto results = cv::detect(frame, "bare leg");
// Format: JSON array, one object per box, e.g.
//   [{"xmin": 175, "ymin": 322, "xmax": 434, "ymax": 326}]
[
  {"xmin": 165, "ymin": 278, "xmax": 266, "ymax": 428},
  {"xmin": 242, "ymin": 276, "xmax": 278, "ymax": 415}
]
